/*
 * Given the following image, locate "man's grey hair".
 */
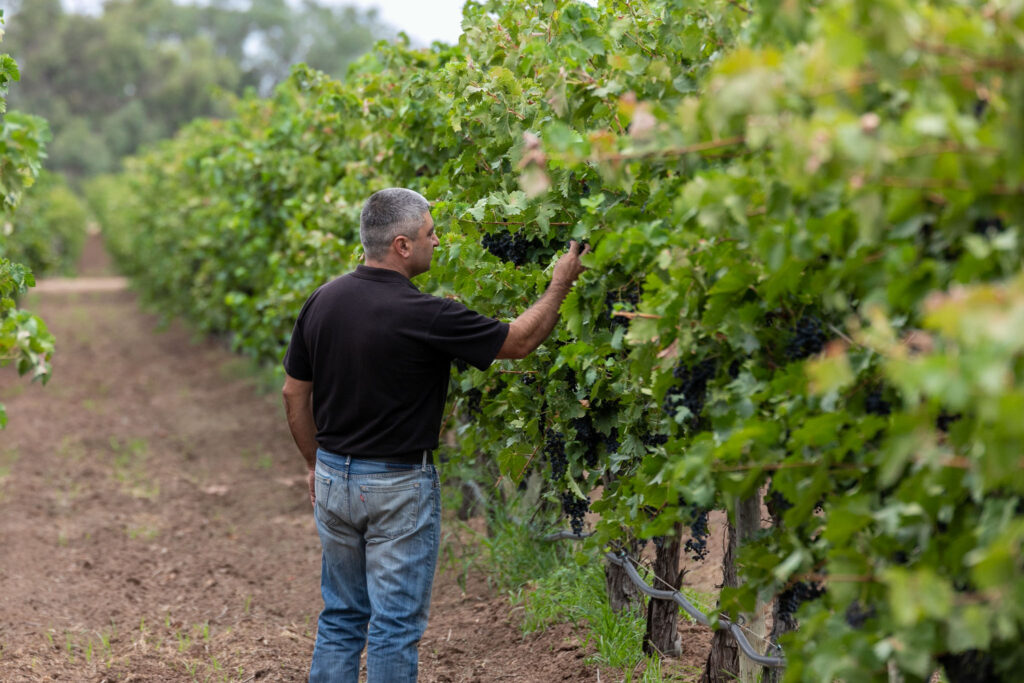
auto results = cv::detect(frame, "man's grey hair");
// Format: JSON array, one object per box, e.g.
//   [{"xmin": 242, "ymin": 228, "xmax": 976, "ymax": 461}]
[{"xmin": 360, "ymin": 188, "xmax": 430, "ymax": 261}]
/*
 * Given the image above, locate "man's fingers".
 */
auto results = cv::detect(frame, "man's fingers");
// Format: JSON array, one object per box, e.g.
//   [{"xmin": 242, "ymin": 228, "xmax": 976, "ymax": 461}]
[{"xmin": 566, "ymin": 240, "xmax": 590, "ymax": 257}]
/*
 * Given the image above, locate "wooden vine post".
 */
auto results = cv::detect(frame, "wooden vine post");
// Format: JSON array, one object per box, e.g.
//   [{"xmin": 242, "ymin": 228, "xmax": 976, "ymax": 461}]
[
  {"xmin": 702, "ymin": 493, "xmax": 764, "ymax": 682},
  {"xmin": 643, "ymin": 521, "xmax": 684, "ymax": 657}
]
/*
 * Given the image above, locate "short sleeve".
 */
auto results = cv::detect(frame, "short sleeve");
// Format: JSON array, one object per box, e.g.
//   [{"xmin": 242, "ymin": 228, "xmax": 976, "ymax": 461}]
[
  {"xmin": 283, "ymin": 307, "xmax": 314, "ymax": 381},
  {"xmin": 427, "ymin": 299, "xmax": 510, "ymax": 370}
]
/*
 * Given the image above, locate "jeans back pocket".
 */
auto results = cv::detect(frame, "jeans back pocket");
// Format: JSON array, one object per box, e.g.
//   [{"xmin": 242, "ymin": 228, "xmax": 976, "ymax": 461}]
[
  {"xmin": 314, "ymin": 470, "xmax": 342, "ymax": 528},
  {"xmin": 359, "ymin": 477, "xmax": 421, "ymax": 541}
]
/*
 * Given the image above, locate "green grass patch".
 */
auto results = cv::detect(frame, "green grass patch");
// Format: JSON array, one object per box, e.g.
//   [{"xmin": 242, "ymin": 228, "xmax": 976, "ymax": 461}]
[
  {"xmin": 439, "ymin": 472, "xmax": 704, "ymax": 682},
  {"xmin": 514, "ymin": 559, "xmax": 649, "ymax": 670},
  {"xmin": 109, "ymin": 436, "xmax": 159, "ymax": 499},
  {"xmin": 0, "ymin": 446, "xmax": 19, "ymax": 482},
  {"xmin": 217, "ymin": 355, "xmax": 284, "ymax": 396}
]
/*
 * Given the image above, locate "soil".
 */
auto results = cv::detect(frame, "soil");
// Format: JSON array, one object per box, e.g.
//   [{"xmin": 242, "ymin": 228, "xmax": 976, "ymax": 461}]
[{"xmin": 0, "ymin": 237, "xmax": 722, "ymax": 682}]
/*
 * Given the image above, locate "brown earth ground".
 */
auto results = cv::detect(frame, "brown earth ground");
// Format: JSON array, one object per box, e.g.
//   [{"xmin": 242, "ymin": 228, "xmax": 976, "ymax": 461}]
[{"xmin": 0, "ymin": 237, "xmax": 723, "ymax": 682}]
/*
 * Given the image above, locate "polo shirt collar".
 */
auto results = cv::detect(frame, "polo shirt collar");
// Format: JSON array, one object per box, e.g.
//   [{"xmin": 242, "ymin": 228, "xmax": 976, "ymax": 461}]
[{"xmin": 353, "ymin": 264, "xmax": 418, "ymax": 289}]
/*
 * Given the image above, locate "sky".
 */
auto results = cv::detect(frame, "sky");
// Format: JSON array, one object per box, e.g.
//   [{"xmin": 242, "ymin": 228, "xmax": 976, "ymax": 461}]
[{"xmin": 59, "ymin": 0, "xmax": 470, "ymax": 46}]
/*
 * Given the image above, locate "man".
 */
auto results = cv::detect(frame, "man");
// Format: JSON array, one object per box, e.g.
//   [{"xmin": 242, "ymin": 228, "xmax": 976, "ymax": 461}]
[{"xmin": 282, "ymin": 187, "xmax": 587, "ymax": 682}]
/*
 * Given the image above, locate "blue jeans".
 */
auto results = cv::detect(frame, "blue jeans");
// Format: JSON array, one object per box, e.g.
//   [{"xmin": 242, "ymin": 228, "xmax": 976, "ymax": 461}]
[{"xmin": 309, "ymin": 449, "xmax": 441, "ymax": 683}]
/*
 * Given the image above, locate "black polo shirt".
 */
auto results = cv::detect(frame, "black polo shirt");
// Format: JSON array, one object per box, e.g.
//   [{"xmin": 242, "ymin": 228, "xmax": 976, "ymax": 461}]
[{"xmin": 283, "ymin": 265, "xmax": 509, "ymax": 459}]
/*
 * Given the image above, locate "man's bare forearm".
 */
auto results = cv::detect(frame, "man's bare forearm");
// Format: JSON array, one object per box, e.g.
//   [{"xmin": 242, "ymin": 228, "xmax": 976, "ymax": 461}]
[
  {"xmin": 496, "ymin": 241, "xmax": 588, "ymax": 359},
  {"xmin": 283, "ymin": 392, "xmax": 318, "ymax": 469},
  {"xmin": 505, "ymin": 281, "xmax": 572, "ymax": 357}
]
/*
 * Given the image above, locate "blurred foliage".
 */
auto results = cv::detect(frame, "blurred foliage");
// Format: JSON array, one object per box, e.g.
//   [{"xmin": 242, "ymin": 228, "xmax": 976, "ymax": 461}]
[
  {"xmin": 0, "ymin": 0, "xmax": 393, "ymax": 180},
  {"xmin": 91, "ymin": 0, "xmax": 1024, "ymax": 680},
  {"xmin": 2, "ymin": 171, "xmax": 88, "ymax": 277},
  {"xmin": 0, "ymin": 9, "xmax": 54, "ymax": 428}
]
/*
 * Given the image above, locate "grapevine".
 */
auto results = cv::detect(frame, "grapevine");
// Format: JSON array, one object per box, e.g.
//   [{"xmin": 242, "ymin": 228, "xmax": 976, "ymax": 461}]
[{"xmin": 92, "ymin": 0, "xmax": 1024, "ymax": 679}]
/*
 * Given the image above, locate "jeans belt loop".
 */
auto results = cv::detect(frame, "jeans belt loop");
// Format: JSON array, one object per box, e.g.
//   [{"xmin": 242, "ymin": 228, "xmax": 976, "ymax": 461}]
[
  {"xmin": 421, "ymin": 449, "xmax": 428, "ymax": 471},
  {"xmin": 344, "ymin": 455, "xmax": 351, "ymax": 477}
]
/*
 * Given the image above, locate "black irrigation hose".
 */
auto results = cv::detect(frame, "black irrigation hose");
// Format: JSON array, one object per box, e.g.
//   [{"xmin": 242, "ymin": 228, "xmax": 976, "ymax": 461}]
[
  {"xmin": 604, "ymin": 552, "xmax": 786, "ymax": 669},
  {"xmin": 539, "ymin": 530, "xmax": 786, "ymax": 669}
]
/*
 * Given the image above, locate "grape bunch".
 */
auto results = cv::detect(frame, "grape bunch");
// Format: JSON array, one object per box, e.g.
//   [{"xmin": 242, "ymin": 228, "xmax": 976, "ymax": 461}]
[
  {"xmin": 777, "ymin": 581, "xmax": 826, "ymax": 622},
  {"xmin": 844, "ymin": 600, "xmax": 876, "ymax": 629},
  {"xmin": 936, "ymin": 411, "xmax": 962, "ymax": 433},
  {"xmin": 939, "ymin": 649, "xmax": 998, "ymax": 683},
  {"xmin": 545, "ymin": 429, "xmax": 567, "ymax": 481},
  {"xmin": 605, "ymin": 282, "xmax": 642, "ymax": 329},
  {"xmin": 641, "ymin": 431, "xmax": 669, "ymax": 449},
  {"xmin": 684, "ymin": 509, "xmax": 710, "ymax": 562},
  {"xmin": 561, "ymin": 492, "xmax": 589, "ymax": 535},
  {"xmin": 865, "ymin": 389, "xmax": 892, "ymax": 416},
  {"xmin": 561, "ymin": 367, "xmax": 579, "ymax": 393},
  {"xmin": 570, "ymin": 415, "xmax": 602, "ymax": 468},
  {"xmin": 464, "ymin": 388, "xmax": 483, "ymax": 417},
  {"xmin": 766, "ymin": 488, "xmax": 794, "ymax": 518},
  {"xmin": 973, "ymin": 97, "xmax": 989, "ymax": 119},
  {"xmin": 602, "ymin": 427, "xmax": 620, "ymax": 455},
  {"xmin": 785, "ymin": 315, "xmax": 827, "ymax": 360},
  {"xmin": 482, "ymin": 232, "xmax": 545, "ymax": 266},
  {"xmin": 971, "ymin": 216, "xmax": 1005, "ymax": 235},
  {"xmin": 662, "ymin": 358, "xmax": 717, "ymax": 425}
]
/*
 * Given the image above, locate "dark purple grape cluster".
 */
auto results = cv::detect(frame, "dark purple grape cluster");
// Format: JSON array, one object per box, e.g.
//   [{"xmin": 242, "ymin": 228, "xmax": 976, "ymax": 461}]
[
  {"xmin": 570, "ymin": 416, "xmax": 602, "ymax": 468},
  {"xmin": 464, "ymin": 388, "xmax": 483, "ymax": 417},
  {"xmin": 777, "ymin": 581, "xmax": 826, "ymax": 622},
  {"xmin": 605, "ymin": 282, "xmax": 642, "ymax": 329},
  {"xmin": 545, "ymin": 429, "xmax": 567, "ymax": 481},
  {"xmin": 641, "ymin": 432, "xmax": 669, "ymax": 448},
  {"xmin": 663, "ymin": 358, "xmax": 717, "ymax": 425},
  {"xmin": 561, "ymin": 492, "xmax": 589, "ymax": 535},
  {"xmin": 482, "ymin": 232, "xmax": 545, "ymax": 266},
  {"xmin": 684, "ymin": 509, "xmax": 710, "ymax": 561},
  {"xmin": 844, "ymin": 600, "xmax": 876, "ymax": 629},
  {"xmin": 766, "ymin": 488, "xmax": 793, "ymax": 518},
  {"xmin": 603, "ymin": 427, "xmax": 620, "ymax": 455},
  {"xmin": 785, "ymin": 315, "xmax": 827, "ymax": 360},
  {"xmin": 973, "ymin": 97, "xmax": 989, "ymax": 119},
  {"xmin": 972, "ymin": 216, "xmax": 1004, "ymax": 235},
  {"xmin": 865, "ymin": 389, "xmax": 892, "ymax": 416},
  {"xmin": 939, "ymin": 649, "xmax": 998, "ymax": 683},
  {"xmin": 937, "ymin": 411, "xmax": 962, "ymax": 433}
]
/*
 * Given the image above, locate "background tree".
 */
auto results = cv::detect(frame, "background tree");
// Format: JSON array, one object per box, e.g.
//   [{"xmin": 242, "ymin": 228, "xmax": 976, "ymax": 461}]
[{"xmin": 0, "ymin": 0, "xmax": 393, "ymax": 179}]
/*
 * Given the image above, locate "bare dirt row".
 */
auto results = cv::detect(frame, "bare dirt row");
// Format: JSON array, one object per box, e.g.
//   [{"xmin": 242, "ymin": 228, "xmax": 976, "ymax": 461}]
[{"xmin": 0, "ymin": 240, "xmax": 713, "ymax": 681}]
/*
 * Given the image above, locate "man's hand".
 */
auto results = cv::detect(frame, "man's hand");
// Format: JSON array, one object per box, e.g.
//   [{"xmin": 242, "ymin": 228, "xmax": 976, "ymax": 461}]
[
  {"xmin": 551, "ymin": 240, "xmax": 590, "ymax": 289},
  {"xmin": 496, "ymin": 240, "xmax": 591, "ymax": 360},
  {"xmin": 282, "ymin": 374, "xmax": 319, "ymax": 508}
]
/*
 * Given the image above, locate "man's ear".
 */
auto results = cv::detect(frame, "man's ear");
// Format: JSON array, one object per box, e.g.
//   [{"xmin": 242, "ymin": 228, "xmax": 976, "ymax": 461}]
[{"xmin": 393, "ymin": 235, "xmax": 410, "ymax": 257}]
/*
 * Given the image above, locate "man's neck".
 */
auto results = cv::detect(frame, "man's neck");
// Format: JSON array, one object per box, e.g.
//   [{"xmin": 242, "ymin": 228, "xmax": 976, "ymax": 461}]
[{"xmin": 364, "ymin": 258, "xmax": 413, "ymax": 280}]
